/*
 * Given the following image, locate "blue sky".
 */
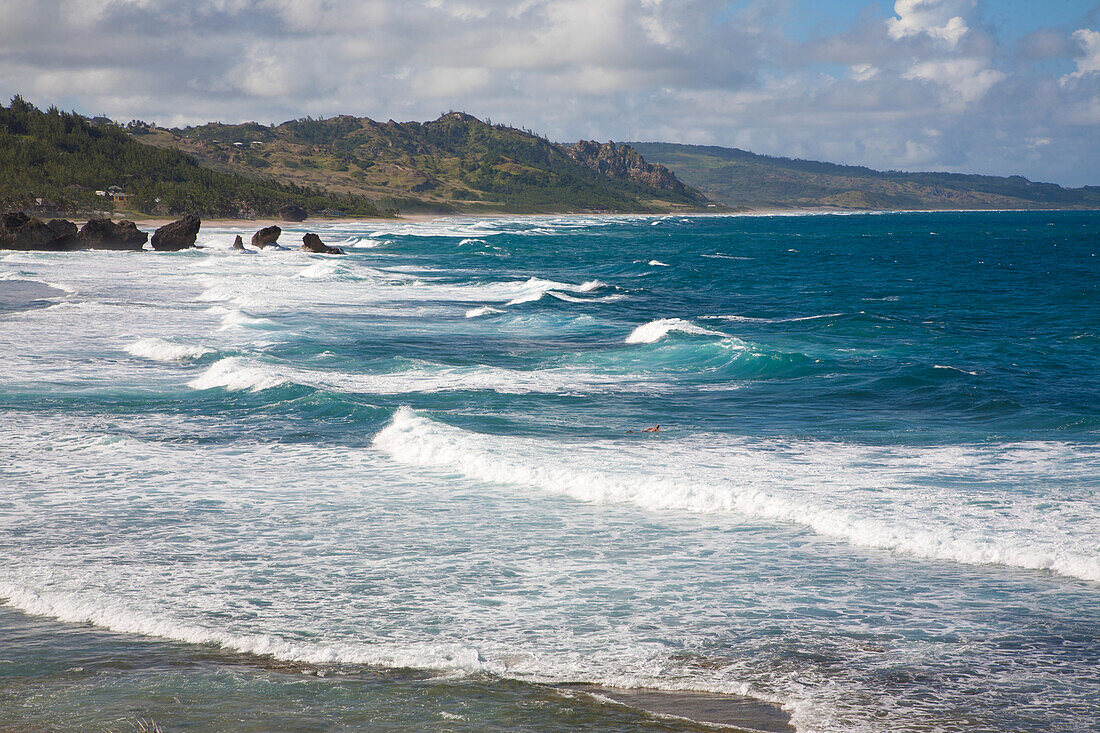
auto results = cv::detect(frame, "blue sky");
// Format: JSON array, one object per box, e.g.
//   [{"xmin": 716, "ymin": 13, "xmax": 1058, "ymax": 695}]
[{"xmin": 1, "ymin": 1, "xmax": 1099, "ymax": 185}]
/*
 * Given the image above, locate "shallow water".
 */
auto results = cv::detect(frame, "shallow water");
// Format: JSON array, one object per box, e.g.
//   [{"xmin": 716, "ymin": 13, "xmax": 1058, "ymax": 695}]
[{"xmin": 1, "ymin": 212, "xmax": 1098, "ymax": 732}]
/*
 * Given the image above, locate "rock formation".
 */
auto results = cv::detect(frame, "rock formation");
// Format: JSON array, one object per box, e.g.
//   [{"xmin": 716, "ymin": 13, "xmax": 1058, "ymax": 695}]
[
  {"xmin": 301, "ymin": 233, "xmax": 344, "ymax": 255},
  {"xmin": 232, "ymin": 235, "xmax": 246, "ymax": 250},
  {"xmin": 251, "ymin": 225, "xmax": 281, "ymax": 248},
  {"xmin": 279, "ymin": 204, "xmax": 308, "ymax": 222},
  {"xmin": 150, "ymin": 214, "xmax": 201, "ymax": 251},
  {"xmin": 565, "ymin": 141, "xmax": 701, "ymax": 200},
  {"xmin": 0, "ymin": 212, "xmax": 74, "ymax": 251},
  {"xmin": 46, "ymin": 218, "xmax": 78, "ymax": 242},
  {"xmin": 77, "ymin": 218, "xmax": 148, "ymax": 250}
]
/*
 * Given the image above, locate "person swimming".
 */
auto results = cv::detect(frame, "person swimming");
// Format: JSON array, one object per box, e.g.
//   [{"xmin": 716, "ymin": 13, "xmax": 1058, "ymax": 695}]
[{"xmin": 627, "ymin": 425, "xmax": 663, "ymax": 433}]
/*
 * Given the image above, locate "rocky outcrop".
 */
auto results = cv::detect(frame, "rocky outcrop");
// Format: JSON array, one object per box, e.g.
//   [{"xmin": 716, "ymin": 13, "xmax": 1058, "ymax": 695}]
[
  {"xmin": 251, "ymin": 225, "xmax": 281, "ymax": 248},
  {"xmin": 565, "ymin": 141, "xmax": 702, "ymax": 200},
  {"xmin": 77, "ymin": 218, "xmax": 148, "ymax": 250},
  {"xmin": 150, "ymin": 214, "xmax": 201, "ymax": 251},
  {"xmin": 232, "ymin": 235, "xmax": 246, "ymax": 250},
  {"xmin": 47, "ymin": 218, "xmax": 78, "ymax": 242},
  {"xmin": 279, "ymin": 204, "xmax": 307, "ymax": 222},
  {"xmin": 301, "ymin": 233, "xmax": 344, "ymax": 255},
  {"xmin": 0, "ymin": 212, "xmax": 74, "ymax": 251}
]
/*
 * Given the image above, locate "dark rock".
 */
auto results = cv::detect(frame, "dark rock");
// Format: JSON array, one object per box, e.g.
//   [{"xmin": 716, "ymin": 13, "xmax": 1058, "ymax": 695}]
[
  {"xmin": 251, "ymin": 225, "xmax": 281, "ymax": 248},
  {"xmin": 150, "ymin": 214, "xmax": 201, "ymax": 251},
  {"xmin": 279, "ymin": 204, "xmax": 308, "ymax": 222},
  {"xmin": 232, "ymin": 235, "xmax": 245, "ymax": 250},
  {"xmin": 301, "ymin": 233, "xmax": 344, "ymax": 255},
  {"xmin": 77, "ymin": 219, "xmax": 148, "ymax": 251},
  {"xmin": 0, "ymin": 211, "xmax": 73, "ymax": 251},
  {"xmin": 47, "ymin": 219, "xmax": 78, "ymax": 240}
]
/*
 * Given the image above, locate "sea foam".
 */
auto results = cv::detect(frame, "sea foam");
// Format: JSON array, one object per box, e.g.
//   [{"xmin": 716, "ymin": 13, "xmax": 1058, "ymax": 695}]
[
  {"xmin": 125, "ymin": 338, "xmax": 213, "ymax": 362},
  {"xmin": 374, "ymin": 409, "xmax": 1100, "ymax": 583}
]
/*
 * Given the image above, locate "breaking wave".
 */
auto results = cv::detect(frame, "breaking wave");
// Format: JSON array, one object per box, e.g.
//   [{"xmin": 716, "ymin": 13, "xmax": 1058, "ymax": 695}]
[
  {"xmin": 374, "ymin": 409, "xmax": 1100, "ymax": 583},
  {"xmin": 188, "ymin": 357, "xmax": 652, "ymax": 396},
  {"xmin": 625, "ymin": 318, "xmax": 726, "ymax": 344},
  {"xmin": 125, "ymin": 337, "xmax": 214, "ymax": 362}
]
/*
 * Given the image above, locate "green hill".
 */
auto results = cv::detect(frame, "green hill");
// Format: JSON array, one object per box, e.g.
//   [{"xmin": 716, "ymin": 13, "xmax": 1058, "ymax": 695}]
[
  {"xmin": 629, "ymin": 142, "xmax": 1100, "ymax": 211},
  {"xmin": 0, "ymin": 97, "xmax": 387, "ymax": 219},
  {"xmin": 138, "ymin": 112, "xmax": 707, "ymax": 214}
]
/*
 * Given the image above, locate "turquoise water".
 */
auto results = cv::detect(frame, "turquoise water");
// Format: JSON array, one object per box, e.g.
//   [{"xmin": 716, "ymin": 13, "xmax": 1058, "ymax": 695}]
[{"xmin": 1, "ymin": 211, "xmax": 1098, "ymax": 732}]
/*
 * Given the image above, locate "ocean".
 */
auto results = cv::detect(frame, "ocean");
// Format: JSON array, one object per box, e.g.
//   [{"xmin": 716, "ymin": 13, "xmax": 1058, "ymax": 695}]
[{"xmin": 1, "ymin": 211, "xmax": 1097, "ymax": 732}]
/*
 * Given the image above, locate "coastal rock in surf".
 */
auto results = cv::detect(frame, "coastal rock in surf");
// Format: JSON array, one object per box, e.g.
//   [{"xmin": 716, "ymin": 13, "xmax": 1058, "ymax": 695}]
[
  {"xmin": 0, "ymin": 211, "xmax": 76, "ymax": 251},
  {"xmin": 47, "ymin": 218, "xmax": 78, "ymax": 241},
  {"xmin": 77, "ymin": 218, "xmax": 148, "ymax": 251},
  {"xmin": 232, "ymin": 234, "xmax": 246, "ymax": 250},
  {"xmin": 150, "ymin": 214, "xmax": 201, "ymax": 251},
  {"xmin": 279, "ymin": 204, "xmax": 308, "ymax": 222},
  {"xmin": 301, "ymin": 232, "xmax": 344, "ymax": 255},
  {"xmin": 251, "ymin": 225, "xmax": 281, "ymax": 248}
]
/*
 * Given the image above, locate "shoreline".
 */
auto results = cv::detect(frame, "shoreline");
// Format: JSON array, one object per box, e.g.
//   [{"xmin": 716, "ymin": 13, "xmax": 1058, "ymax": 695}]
[
  {"xmin": 0, "ymin": 602, "xmax": 793, "ymax": 732},
  {"xmin": 106, "ymin": 206, "xmax": 1100, "ymax": 230}
]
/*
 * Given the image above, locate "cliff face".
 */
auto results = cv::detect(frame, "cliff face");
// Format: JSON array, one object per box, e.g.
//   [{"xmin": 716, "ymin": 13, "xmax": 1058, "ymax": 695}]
[{"xmin": 565, "ymin": 141, "xmax": 703, "ymax": 201}]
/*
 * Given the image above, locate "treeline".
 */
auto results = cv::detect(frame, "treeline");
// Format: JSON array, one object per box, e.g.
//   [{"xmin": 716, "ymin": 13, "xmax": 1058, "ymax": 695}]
[{"xmin": 0, "ymin": 97, "xmax": 387, "ymax": 217}]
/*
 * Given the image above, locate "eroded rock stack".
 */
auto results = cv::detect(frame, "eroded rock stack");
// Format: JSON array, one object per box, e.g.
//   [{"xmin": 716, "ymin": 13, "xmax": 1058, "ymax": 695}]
[
  {"xmin": 301, "ymin": 233, "xmax": 344, "ymax": 255},
  {"xmin": 151, "ymin": 214, "xmax": 201, "ymax": 251},
  {"xmin": 77, "ymin": 218, "xmax": 149, "ymax": 251},
  {"xmin": 0, "ymin": 212, "xmax": 74, "ymax": 251},
  {"xmin": 251, "ymin": 225, "xmax": 281, "ymax": 248}
]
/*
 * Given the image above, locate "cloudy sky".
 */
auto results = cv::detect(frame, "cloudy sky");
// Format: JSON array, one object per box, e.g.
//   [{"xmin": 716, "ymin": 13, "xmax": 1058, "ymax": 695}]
[{"xmin": 2, "ymin": 0, "xmax": 1099, "ymax": 185}]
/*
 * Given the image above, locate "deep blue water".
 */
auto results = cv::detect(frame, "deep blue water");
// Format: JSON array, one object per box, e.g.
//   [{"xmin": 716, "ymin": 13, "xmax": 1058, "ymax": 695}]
[{"xmin": 1, "ymin": 211, "xmax": 1097, "ymax": 732}]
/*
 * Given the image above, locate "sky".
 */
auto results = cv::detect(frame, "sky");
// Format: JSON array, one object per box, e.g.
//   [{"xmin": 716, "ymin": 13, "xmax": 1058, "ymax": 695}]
[{"xmin": 1, "ymin": 1, "xmax": 1099, "ymax": 185}]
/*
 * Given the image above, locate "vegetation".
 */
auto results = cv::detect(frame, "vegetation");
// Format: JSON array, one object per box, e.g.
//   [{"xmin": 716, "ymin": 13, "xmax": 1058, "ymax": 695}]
[
  {"xmin": 142, "ymin": 112, "xmax": 705, "ymax": 213},
  {"xmin": 630, "ymin": 142, "xmax": 1100, "ymax": 211},
  {"xmin": 0, "ymin": 97, "xmax": 386, "ymax": 218}
]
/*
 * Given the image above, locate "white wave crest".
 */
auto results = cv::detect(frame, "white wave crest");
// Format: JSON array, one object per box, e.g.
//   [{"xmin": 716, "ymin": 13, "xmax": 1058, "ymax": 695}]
[
  {"xmin": 625, "ymin": 318, "xmax": 726, "ymax": 344},
  {"xmin": 0, "ymin": 581, "xmax": 491, "ymax": 673},
  {"xmin": 503, "ymin": 278, "xmax": 604, "ymax": 306},
  {"xmin": 188, "ymin": 357, "xmax": 290, "ymax": 391},
  {"xmin": 704, "ymin": 313, "xmax": 844, "ymax": 324},
  {"xmin": 466, "ymin": 306, "xmax": 503, "ymax": 318},
  {"xmin": 125, "ymin": 338, "xmax": 213, "ymax": 362},
  {"xmin": 374, "ymin": 409, "xmax": 1100, "ymax": 583},
  {"xmin": 648, "ymin": 260, "xmax": 670, "ymax": 267},
  {"xmin": 189, "ymin": 358, "xmax": 648, "ymax": 396}
]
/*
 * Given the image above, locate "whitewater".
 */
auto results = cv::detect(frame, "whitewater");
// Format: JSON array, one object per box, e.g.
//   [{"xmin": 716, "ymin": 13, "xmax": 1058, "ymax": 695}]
[{"xmin": 1, "ymin": 212, "xmax": 1098, "ymax": 733}]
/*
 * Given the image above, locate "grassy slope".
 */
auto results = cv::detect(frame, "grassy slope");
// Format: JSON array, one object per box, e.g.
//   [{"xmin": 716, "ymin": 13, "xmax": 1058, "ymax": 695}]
[
  {"xmin": 0, "ymin": 98, "xmax": 386, "ymax": 218},
  {"xmin": 139, "ymin": 113, "xmax": 706, "ymax": 214},
  {"xmin": 629, "ymin": 142, "xmax": 1100, "ymax": 211}
]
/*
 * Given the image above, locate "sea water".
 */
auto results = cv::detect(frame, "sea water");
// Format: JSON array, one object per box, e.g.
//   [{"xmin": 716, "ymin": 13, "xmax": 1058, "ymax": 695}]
[{"xmin": 1, "ymin": 212, "xmax": 1097, "ymax": 732}]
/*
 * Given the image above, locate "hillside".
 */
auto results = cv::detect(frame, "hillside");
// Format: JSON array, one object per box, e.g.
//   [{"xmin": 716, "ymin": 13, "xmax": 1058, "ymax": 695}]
[
  {"xmin": 630, "ymin": 142, "xmax": 1100, "ymax": 211},
  {"xmin": 138, "ymin": 113, "xmax": 707, "ymax": 214},
  {"xmin": 0, "ymin": 97, "xmax": 387, "ymax": 219}
]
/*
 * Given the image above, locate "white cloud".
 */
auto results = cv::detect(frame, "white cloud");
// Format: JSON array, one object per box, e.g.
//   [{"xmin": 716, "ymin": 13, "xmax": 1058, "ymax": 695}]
[
  {"xmin": 904, "ymin": 57, "xmax": 1005, "ymax": 103},
  {"xmin": 850, "ymin": 64, "xmax": 878, "ymax": 82},
  {"xmin": 887, "ymin": 0, "xmax": 974, "ymax": 48},
  {"xmin": 1066, "ymin": 28, "xmax": 1100, "ymax": 79}
]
